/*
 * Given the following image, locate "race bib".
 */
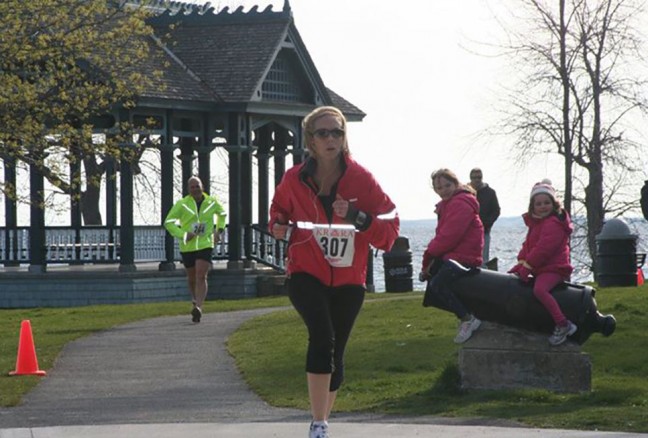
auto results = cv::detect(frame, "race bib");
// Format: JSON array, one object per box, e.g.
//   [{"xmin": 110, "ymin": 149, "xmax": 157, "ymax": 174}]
[
  {"xmin": 192, "ymin": 222, "xmax": 206, "ymax": 235},
  {"xmin": 312, "ymin": 225, "xmax": 356, "ymax": 267}
]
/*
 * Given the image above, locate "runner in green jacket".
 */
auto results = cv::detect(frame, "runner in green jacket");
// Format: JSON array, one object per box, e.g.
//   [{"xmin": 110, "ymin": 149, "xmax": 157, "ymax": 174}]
[{"xmin": 165, "ymin": 176, "xmax": 227, "ymax": 323}]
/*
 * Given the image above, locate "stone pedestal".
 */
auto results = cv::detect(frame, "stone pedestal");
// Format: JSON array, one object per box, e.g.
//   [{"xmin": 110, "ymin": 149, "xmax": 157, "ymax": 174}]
[{"xmin": 458, "ymin": 321, "xmax": 591, "ymax": 393}]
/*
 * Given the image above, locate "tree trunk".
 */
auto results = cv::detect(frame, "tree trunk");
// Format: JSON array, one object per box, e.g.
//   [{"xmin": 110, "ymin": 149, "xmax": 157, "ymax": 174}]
[
  {"xmin": 81, "ymin": 154, "xmax": 104, "ymax": 225},
  {"xmin": 80, "ymin": 186, "xmax": 103, "ymax": 225},
  {"xmin": 585, "ymin": 165, "xmax": 605, "ymax": 266},
  {"xmin": 559, "ymin": 0, "xmax": 573, "ymax": 214}
]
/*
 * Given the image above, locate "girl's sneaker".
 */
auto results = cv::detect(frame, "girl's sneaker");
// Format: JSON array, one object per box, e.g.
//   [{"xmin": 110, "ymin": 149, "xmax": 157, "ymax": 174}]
[
  {"xmin": 549, "ymin": 321, "xmax": 577, "ymax": 346},
  {"xmin": 454, "ymin": 316, "xmax": 481, "ymax": 344},
  {"xmin": 309, "ymin": 420, "xmax": 329, "ymax": 438}
]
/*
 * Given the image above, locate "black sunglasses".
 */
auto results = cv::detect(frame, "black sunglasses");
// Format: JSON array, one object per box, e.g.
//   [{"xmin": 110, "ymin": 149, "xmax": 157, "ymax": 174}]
[{"xmin": 312, "ymin": 128, "xmax": 345, "ymax": 139}]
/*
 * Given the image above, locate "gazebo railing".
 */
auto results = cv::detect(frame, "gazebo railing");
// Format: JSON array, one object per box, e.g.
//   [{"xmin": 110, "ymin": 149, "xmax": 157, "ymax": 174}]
[
  {"xmin": 0, "ymin": 225, "xmax": 282, "ymax": 269},
  {"xmin": 0, "ymin": 226, "xmax": 230, "ymax": 265},
  {"xmin": 246, "ymin": 224, "xmax": 287, "ymax": 272}
]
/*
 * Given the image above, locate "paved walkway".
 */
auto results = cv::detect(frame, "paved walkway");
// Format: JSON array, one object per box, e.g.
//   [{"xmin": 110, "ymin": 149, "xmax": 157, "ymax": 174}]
[{"xmin": 0, "ymin": 308, "xmax": 646, "ymax": 437}]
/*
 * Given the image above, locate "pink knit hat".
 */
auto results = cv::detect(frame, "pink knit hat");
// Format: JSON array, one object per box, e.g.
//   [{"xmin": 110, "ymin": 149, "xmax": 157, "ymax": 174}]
[{"xmin": 530, "ymin": 178, "xmax": 556, "ymax": 201}]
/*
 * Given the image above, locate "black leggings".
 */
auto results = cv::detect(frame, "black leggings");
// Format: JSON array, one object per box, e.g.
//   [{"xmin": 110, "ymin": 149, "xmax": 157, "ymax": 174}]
[{"xmin": 288, "ymin": 272, "xmax": 365, "ymax": 392}]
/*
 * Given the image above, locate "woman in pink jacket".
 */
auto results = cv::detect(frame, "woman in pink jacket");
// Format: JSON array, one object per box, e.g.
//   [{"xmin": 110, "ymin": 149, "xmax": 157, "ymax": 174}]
[
  {"xmin": 270, "ymin": 106, "xmax": 399, "ymax": 438},
  {"xmin": 420, "ymin": 168, "xmax": 484, "ymax": 344},
  {"xmin": 508, "ymin": 179, "xmax": 576, "ymax": 346}
]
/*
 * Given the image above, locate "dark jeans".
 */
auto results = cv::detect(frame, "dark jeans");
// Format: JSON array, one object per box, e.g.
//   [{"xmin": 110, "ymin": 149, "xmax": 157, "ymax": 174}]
[
  {"xmin": 288, "ymin": 272, "xmax": 365, "ymax": 392},
  {"xmin": 422, "ymin": 261, "xmax": 471, "ymax": 319}
]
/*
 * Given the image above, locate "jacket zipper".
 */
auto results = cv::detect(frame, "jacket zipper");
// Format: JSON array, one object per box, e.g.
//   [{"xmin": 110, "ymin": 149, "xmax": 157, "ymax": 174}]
[{"xmin": 303, "ymin": 177, "xmax": 336, "ymax": 287}]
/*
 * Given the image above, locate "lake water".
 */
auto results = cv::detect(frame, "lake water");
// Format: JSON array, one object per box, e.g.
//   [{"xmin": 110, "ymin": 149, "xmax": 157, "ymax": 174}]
[{"xmin": 371, "ymin": 217, "xmax": 648, "ymax": 292}]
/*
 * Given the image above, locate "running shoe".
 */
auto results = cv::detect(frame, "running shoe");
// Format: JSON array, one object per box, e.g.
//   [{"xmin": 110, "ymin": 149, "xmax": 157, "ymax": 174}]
[
  {"xmin": 309, "ymin": 421, "xmax": 329, "ymax": 438},
  {"xmin": 191, "ymin": 306, "xmax": 202, "ymax": 323}
]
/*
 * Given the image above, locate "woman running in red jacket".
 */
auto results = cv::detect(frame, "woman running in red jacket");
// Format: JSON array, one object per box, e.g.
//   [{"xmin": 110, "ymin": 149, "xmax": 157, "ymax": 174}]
[{"xmin": 270, "ymin": 106, "xmax": 399, "ymax": 438}]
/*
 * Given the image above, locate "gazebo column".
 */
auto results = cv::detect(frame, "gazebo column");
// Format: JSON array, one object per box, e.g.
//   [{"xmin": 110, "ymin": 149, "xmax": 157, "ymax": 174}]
[
  {"xmin": 292, "ymin": 121, "xmax": 305, "ymax": 165},
  {"xmin": 271, "ymin": 127, "xmax": 291, "ymax": 269},
  {"xmin": 158, "ymin": 145, "xmax": 175, "ymax": 271},
  {"xmin": 273, "ymin": 137, "xmax": 287, "ymax": 187},
  {"xmin": 3, "ymin": 156, "xmax": 19, "ymax": 266},
  {"xmin": 197, "ymin": 145, "xmax": 216, "ymax": 190},
  {"xmin": 28, "ymin": 153, "xmax": 46, "ymax": 273},
  {"xmin": 256, "ymin": 149, "xmax": 270, "ymax": 261},
  {"xmin": 255, "ymin": 125, "xmax": 272, "ymax": 229},
  {"xmin": 179, "ymin": 141, "xmax": 194, "ymax": 193},
  {"xmin": 179, "ymin": 117, "xmax": 196, "ymax": 191},
  {"xmin": 241, "ymin": 139, "xmax": 256, "ymax": 268},
  {"xmin": 225, "ymin": 112, "xmax": 249, "ymax": 269},
  {"xmin": 198, "ymin": 113, "xmax": 212, "ymax": 189},
  {"xmin": 159, "ymin": 109, "xmax": 176, "ymax": 271},
  {"xmin": 118, "ymin": 110, "xmax": 136, "ymax": 272}
]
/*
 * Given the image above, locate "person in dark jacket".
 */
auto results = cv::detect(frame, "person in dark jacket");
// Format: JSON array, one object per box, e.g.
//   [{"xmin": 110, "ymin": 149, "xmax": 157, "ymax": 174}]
[
  {"xmin": 640, "ymin": 180, "xmax": 648, "ymax": 220},
  {"xmin": 469, "ymin": 168, "xmax": 500, "ymax": 264},
  {"xmin": 508, "ymin": 179, "xmax": 576, "ymax": 346},
  {"xmin": 269, "ymin": 106, "xmax": 399, "ymax": 438}
]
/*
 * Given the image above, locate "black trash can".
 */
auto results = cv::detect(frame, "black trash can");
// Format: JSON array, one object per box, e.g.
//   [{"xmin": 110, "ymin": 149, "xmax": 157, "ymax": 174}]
[
  {"xmin": 382, "ymin": 236, "xmax": 413, "ymax": 292},
  {"xmin": 595, "ymin": 218, "xmax": 638, "ymax": 287}
]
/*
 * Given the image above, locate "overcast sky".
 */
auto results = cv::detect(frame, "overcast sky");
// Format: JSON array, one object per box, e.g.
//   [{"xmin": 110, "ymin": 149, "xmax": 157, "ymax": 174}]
[
  {"xmin": 4, "ymin": 0, "xmax": 646, "ymax": 226},
  {"xmin": 207, "ymin": 0, "xmax": 605, "ymax": 220}
]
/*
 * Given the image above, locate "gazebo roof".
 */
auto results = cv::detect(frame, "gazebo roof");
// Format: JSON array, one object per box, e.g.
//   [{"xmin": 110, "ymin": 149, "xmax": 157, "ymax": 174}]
[
  {"xmin": 140, "ymin": 37, "xmax": 217, "ymax": 103},
  {"xmin": 138, "ymin": 1, "xmax": 364, "ymax": 119}
]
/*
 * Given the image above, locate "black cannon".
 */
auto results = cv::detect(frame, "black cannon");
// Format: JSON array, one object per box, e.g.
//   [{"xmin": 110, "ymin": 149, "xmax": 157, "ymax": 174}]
[{"xmin": 426, "ymin": 261, "xmax": 616, "ymax": 345}]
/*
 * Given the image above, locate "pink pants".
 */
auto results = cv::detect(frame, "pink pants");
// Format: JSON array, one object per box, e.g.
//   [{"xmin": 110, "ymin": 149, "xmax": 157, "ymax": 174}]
[{"xmin": 533, "ymin": 272, "xmax": 568, "ymax": 326}]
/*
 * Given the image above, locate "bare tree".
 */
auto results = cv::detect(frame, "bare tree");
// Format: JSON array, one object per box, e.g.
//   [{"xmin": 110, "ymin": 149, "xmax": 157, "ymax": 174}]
[{"xmin": 494, "ymin": 0, "xmax": 648, "ymax": 265}]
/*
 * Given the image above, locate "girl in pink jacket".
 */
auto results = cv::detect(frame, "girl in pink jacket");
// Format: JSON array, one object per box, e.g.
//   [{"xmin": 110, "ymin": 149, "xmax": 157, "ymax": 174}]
[
  {"xmin": 508, "ymin": 179, "xmax": 576, "ymax": 346},
  {"xmin": 420, "ymin": 168, "xmax": 484, "ymax": 344}
]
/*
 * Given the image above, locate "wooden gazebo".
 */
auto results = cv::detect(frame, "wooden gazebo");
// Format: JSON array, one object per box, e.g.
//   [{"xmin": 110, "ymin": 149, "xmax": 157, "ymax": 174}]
[{"xmin": 0, "ymin": 0, "xmax": 365, "ymax": 307}]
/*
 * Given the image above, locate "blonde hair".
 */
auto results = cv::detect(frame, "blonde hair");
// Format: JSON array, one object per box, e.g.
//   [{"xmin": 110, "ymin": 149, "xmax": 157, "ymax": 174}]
[
  {"xmin": 430, "ymin": 168, "xmax": 475, "ymax": 195},
  {"xmin": 302, "ymin": 106, "xmax": 350, "ymax": 156}
]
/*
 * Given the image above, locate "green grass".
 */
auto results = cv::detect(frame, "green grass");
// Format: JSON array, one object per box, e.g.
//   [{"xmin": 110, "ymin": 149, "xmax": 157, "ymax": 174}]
[
  {"xmin": 2, "ymin": 286, "xmax": 648, "ymax": 432},
  {"xmin": 228, "ymin": 287, "xmax": 648, "ymax": 433},
  {"xmin": 0, "ymin": 296, "xmax": 290, "ymax": 407}
]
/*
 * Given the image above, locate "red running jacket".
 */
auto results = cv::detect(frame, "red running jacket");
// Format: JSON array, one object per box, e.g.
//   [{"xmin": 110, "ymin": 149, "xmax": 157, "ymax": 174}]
[
  {"xmin": 269, "ymin": 155, "xmax": 399, "ymax": 287},
  {"xmin": 517, "ymin": 211, "xmax": 573, "ymax": 279},
  {"xmin": 422, "ymin": 190, "xmax": 484, "ymax": 269}
]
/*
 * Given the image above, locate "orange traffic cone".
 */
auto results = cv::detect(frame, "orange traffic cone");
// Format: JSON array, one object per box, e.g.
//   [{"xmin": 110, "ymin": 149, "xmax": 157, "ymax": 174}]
[
  {"xmin": 9, "ymin": 320, "xmax": 46, "ymax": 376},
  {"xmin": 638, "ymin": 268, "xmax": 645, "ymax": 287}
]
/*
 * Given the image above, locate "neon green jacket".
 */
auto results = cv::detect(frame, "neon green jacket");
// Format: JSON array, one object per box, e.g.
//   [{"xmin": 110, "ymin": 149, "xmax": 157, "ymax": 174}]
[{"xmin": 164, "ymin": 193, "xmax": 227, "ymax": 253}]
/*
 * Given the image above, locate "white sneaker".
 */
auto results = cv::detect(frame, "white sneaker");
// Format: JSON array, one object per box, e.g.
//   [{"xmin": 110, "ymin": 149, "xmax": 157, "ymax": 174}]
[
  {"xmin": 549, "ymin": 321, "xmax": 577, "ymax": 346},
  {"xmin": 454, "ymin": 316, "xmax": 481, "ymax": 344},
  {"xmin": 309, "ymin": 421, "xmax": 329, "ymax": 438}
]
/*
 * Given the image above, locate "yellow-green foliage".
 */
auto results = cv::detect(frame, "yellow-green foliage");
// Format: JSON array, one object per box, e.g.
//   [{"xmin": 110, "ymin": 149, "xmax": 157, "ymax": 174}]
[{"xmin": 0, "ymin": 0, "xmax": 158, "ymax": 199}]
